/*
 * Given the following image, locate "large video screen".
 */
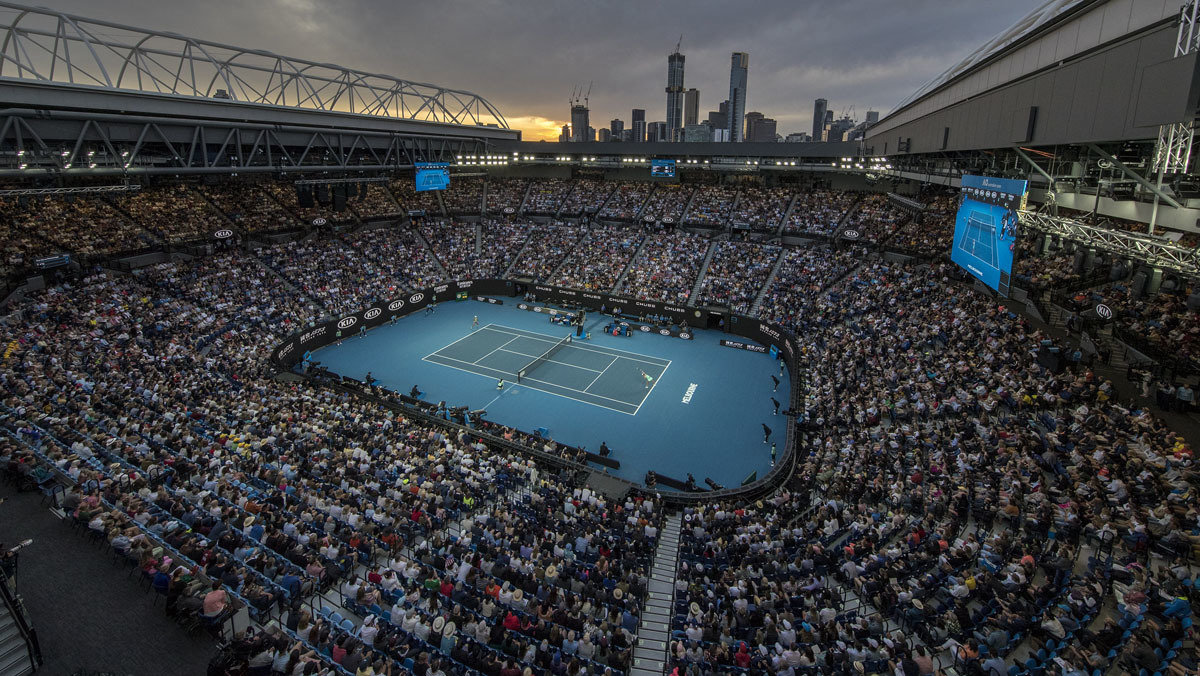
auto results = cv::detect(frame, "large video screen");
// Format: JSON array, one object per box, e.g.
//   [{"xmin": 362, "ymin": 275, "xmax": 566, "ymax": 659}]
[
  {"xmin": 951, "ymin": 174, "xmax": 1027, "ymax": 297},
  {"xmin": 650, "ymin": 159, "xmax": 676, "ymax": 177},
  {"xmin": 415, "ymin": 162, "xmax": 450, "ymax": 192}
]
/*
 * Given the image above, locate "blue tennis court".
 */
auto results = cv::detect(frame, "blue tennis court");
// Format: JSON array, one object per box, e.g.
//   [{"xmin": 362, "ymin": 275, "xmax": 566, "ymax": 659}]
[
  {"xmin": 959, "ymin": 210, "xmax": 998, "ymax": 267},
  {"xmin": 423, "ymin": 324, "xmax": 669, "ymax": 415}
]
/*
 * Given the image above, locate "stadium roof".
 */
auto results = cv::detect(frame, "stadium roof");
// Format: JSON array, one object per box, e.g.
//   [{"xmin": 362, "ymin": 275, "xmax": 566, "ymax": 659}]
[{"xmin": 892, "ymin": 0, "xmax": 1089, "ymax": 113}]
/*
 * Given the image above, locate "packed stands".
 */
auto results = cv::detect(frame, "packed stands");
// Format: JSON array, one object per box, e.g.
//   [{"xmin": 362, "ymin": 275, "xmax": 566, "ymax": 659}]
[
  {"xmin": 838, "ymin": 193, "xmax": 909, "ymax": 243},
  {"xmin": 351, "ymin": 183, "xmax": 404, "ymax": 221},
  {"xmin": 599, "ymin": 183, "xmax": 653, "ymax": 221},
  {"xmin": 199, "ymin": 183, "xmax": 301, "ymax": 234},
  {"xmin": 551, "ymin": 224, "xmax": 645, "ymax": 291},
  {"xmin": 390, "ymin": 176, "xmax": 444, "ymax": 216},
  {"xmin": 684, "ymin": 185, "xmax": 737, "ymax": 227},
  {"xmin": 507, "ymin": 222, "xmax": 585, "ymax": 281},
  {"xmin": 113, "ymin": 184, "xmax": 229, "ymax": 242},
  {"xmin": 784, "ymin": 189, "xmax": 858, "ymax": 236},
  {"xmin": 641, "ymin": 184, "xmax": 693, "ymax": 223},
  {"xmin": 559, "ymin": 180, "xmax": 614, "ymax": 218},
  {"xmin": 5, "ymin": 193, "xmax": 156, "ymax": 256},
  {"xmin": 758, "ymin": 245, "xmax": 857, "ymax": 331},
  {"xmin": 524, "ymin": 179, "xmax": 572, "ymax": 216},
  {"xmin": 484, "ymin": 178, "xmax": 528, "ymax": 215},
  {"xmin": 620, "ymin": 231, "xmax": 711, "ymax": 303},
  {"xmin": 419, "ymin": 218, "xmax": 530, "ymax": 280},
  {"xmin": 442, "ymin": 177, "xmax": 485, "ymax": 215},
  {"xmin": 729, "ymin": 186, "xmax": 792, "ymax": 229},
  {"xmin": 696, "ymin": 240, "xmax": 781, "ymax": 313}
]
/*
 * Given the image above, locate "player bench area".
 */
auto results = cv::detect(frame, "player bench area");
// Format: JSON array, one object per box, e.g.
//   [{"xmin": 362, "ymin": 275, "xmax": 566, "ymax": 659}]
[{"xmin": 423, "ymin": 324, "xmax": 670, "ymax": 415}]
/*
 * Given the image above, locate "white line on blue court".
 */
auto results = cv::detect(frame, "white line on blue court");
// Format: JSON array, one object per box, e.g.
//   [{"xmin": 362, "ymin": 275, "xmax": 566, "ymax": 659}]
[
  {"xmin": 485, "ymin": 324, "xmax": 671, "ymax": 367},
  {"xmin": 421, "ymin": 323, "xmax": 503, "ymax": 359},
  {"xmin": 420, "ymin": 354, "xmax": 636, "ymax": 415},
  {"xmin": 494, "ymin": 348, "xmax": 605, "ymax": 373},
  {"xmin": 473, "ymin": 336, "xmax": 521, "ymax": 364},
  {"xmin": 633, "ymin": 360, "xmax": 671, "ymax": 416},
  {"xmin": 582, "ymin": 357, "xmax": 619, "ymax": 392}
]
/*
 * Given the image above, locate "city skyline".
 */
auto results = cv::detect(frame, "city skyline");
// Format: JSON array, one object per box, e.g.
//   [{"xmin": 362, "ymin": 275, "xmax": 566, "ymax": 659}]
[{"xmin": 27, "ymin": 0, "xmax": 1043, "ymax": 141}]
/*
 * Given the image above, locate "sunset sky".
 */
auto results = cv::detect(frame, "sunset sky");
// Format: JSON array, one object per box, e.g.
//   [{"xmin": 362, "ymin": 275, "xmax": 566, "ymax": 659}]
[{"xmin": 20, "ymin": 0, "xmax": 1042, "ymax": 141}]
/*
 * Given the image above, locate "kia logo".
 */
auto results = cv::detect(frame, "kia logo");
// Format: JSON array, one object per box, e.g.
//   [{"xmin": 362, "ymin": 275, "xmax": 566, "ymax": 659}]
[
  {"xmin": 312, "ymin": 217, "xmax": 328, "ymax": 226},
  {"xmin": 518, "ymin": 303, "xmax": 529, "ymax": 310},
  {"xmin": 1096, "ymin": 304, "xmax": 1112, "ymax": 319},
  {"xmin": 214, "ymin": 229, "xmax": 233, "ymax": 239},
  {"xmin": 337, "ymin": 317, "xmax": 357, "ymax": 330},
  {"xmin": 364, "ymin": 308, "xmax": 382, "ymax": 320},
  {"xmin": 659, "ymin": 329, "xmax": 670, "ymax": 336},
  {"xmin": 388, "ymin": 300, "xmax": 405, "ymax": 311},
  {"xmin": 534, "ymin": 307, "xmax": 543, "ymax": 313},
  {"xmin": 680, "ymin": 332, "xmax": 691, "ymax": 340},
  {"xmin": 409, "ymin": 293, "xmax": 424, "ymax": 303},
  {"xmin": 640, "ymin": 325, "xmax": 651, "ymax": 332},
  {"xmin": 504, "ymin": 207, "xmax": 515, "ymax": 214},
  {"xmin": 843, "ymin": 229, "xmax": 861, "ymax": 240}
]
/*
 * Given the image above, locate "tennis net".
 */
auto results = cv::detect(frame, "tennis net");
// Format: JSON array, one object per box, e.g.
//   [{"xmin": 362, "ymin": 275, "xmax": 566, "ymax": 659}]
[{"xmin": 517, "ymin": 335, "xmax": 572, "ymax": 383}]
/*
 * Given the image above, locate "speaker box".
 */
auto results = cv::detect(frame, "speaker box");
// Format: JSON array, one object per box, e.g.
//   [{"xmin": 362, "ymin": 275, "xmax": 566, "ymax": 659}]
[
  {"xmin": 297, "ymin": 186, "xmax": 315, "ymax": 208},
  {"xmin": 315, "ymin": 184, "xmax": 330, "ymax": 205}
]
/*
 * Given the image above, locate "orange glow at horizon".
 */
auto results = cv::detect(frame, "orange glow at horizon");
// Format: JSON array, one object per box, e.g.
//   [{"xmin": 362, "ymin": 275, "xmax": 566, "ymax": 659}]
[{"xmin": 506, "ymin": 115, "xmax": 567, "ymax": 141}]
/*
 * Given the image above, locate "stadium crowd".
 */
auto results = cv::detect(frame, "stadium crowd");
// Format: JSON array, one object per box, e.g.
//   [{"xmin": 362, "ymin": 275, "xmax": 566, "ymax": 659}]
[{"xmin": 0, "ymin": 175, "xmax": 1197, "ymax": 676}]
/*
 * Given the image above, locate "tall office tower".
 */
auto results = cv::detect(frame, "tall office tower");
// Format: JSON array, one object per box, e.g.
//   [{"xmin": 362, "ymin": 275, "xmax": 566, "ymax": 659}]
[
  {"xmin": 631, "ymin": 108, "xmax": 646, "ymax": 143},
  {"xmin": 560, "ymin": 125, "xmax": 570, "ymax": 143},
  {"xmin": 684, "ymin": 88, "xmax": 700, "ymax": 127},
  {"xmin": 570, "ymin": 104, "xmax": 589, "ymax": 143},
  {"xmin": 727, "ymin": 52, "xmax": 749, "ymax": 142},
  {"xmin": 744, "ymin": 111, "xmax": 764, "ymax": 141},
  {"xmin": 610, "ymin": 118, "xmax": 624, "ymax": 139},
  {"xmin": 598, "ymin": 128, "xmax": 611, "ymax": 142},
  {"xmin": 812, "ymin": 99, "xmax": 828, "ymax": 141},
  {"xmin": 666, "ymin": 48, "xmax": 686, "ymax": 141}
]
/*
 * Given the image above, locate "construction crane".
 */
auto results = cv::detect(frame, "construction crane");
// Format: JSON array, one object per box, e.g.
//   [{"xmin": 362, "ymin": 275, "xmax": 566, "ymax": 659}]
[{"xmin": 584, "ymin": 81, "xmax": 592, "ymax": 109}]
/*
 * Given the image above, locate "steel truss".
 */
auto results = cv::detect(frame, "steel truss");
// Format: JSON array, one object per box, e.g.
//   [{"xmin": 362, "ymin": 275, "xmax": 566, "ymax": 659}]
[
  {"xmin": 0, "ymin": 109, "xmax": 490, "ymax": 176},
  {"xmin": 0, "ymin": 184, "xmax": 138, "ymax": 196},
  {"xmin": 0, "ymin": 2, "xmax": 507, "ymax": 128},
  {"xmin": 1019, "ymin": 210, "xmax": 1200, "ymax": 278}
]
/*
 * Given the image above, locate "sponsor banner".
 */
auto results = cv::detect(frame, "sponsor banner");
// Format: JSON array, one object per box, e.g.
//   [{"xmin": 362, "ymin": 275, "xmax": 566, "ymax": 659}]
[
  {"xmin": 474, "ymin": 296, "xmax": 503, "ymax": 305},
  {"xmin": 721, "ymin": 338, "xmax": 768, "ymax": 353},
  {"xmin": 619, "ymin": 321, "xmax": 693, "ymax": 340},
  {"xmin": 503, "ymin": 207, "xmax": 516, "ymax": 214},
  {"xmin": 516, "ymin": 302, "xmax": 578, "ymax": 319},
  {"xmin": 213, "ymin": 229, "xmax": 233, "ymax": 239},
  {"xmin": 842, "ymin": 229, "xmax": 862, "ymax": 240},
  {"xmin": 312, "ymin": 217, "xmax": 328, "ymax": 226}
]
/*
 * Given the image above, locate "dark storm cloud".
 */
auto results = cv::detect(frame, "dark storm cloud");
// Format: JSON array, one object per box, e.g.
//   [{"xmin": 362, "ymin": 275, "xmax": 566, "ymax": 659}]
[{"xmin": 23, "ymin": 0, "xmax": 1043, "ymax": 139}]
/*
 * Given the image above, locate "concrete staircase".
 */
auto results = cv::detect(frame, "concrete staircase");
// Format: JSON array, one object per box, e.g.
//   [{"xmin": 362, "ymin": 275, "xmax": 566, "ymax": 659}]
[
  {"xmin": 612, "ymin": 234, "xmax": 650, "ymax": 294},
  {"xmin": 0, "ymin": 597, "xmax": 35, "ymax": 676},
  {"xmin": 516, "ymin": 181, "xmax": 533, "ymax": 215},
  {"xmin": 500, "ymin": 229, "xmax": 538, "ymax": 279},
  {"xmin": 687, "ymin": 240, "xmax": 719, "ymax": 307},
  {"xmin": 409, "ymin": 223, "xmax": 450, "ymax": 279},
  {"xmin": 775, "ymin": 192, "xmax": 800, "ymax": 237},
  {"xmin": 630, "ymin": 512, "xmax": 682, "ymax": 676},
  {"xmin": 679, "ymin": 187, "xmax": 700, "ymax": 223},
  {"xmin": 750, "ymin": 247, "xmax": 788, "ymax": 316}
]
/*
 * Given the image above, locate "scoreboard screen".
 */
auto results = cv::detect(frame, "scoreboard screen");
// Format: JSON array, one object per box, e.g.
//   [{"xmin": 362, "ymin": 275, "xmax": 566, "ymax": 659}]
[
  {"xmin": 415, "ymin": 162, "xmax": 450, "ymax": 192},
  {"xmin": 650, "ymin": 159, "xmax": 676, "ymax": 177},
  {"xmin": 950, "ymin": 174, "xmax": 1028, "ymax": 297}
]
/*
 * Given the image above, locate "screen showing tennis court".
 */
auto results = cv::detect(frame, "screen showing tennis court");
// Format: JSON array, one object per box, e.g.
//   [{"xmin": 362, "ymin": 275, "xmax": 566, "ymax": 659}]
[{"xmin": 951, "ymin": 174, "xmax": 1028, "ymax": 297}]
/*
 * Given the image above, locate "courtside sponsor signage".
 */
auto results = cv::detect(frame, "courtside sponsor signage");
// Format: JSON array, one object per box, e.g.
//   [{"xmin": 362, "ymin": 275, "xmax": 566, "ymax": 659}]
[
  {"xmin": 337, "ymin": 316, "xmax": 357, "ymax": 330},
  {"xmin": 299, "ymin": 327, "xmax": 327, "ymax": 344},
  {"xmin": 364, "ymin": 308, "xmax": 382, "ymax": 321},
  {"xmin": 721, "ymin": 338, "xmax": 768, "ymax": 353},
  {"xmin": 388, "ymin": 300, "xmax": 405, "ymax": 311}
]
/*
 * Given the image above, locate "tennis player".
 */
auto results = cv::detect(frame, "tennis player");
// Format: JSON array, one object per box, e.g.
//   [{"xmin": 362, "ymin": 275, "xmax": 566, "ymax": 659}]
[
  {"xmin": 639, "ymin": 370, "xmax": 653, "ymax": 390},
  {"xmin": 472, "ymin": 315, "xmax": 479, "ymax": 328}
]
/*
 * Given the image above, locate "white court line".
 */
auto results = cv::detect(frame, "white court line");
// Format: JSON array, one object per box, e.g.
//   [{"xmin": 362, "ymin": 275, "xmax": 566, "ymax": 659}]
[
  {"xmin": 473, "ymin": 336, "xmax": 520, "ymax": 365},
  {"xmin": 582, "ymin": 356, "xmax": 619, "ymax": 392},
  {"xmin": 486, "ymin": 324, "xmax": 672, "ymax": 367},
  {"xmin": 421, "ymin": 323, "xmax": 503, "ymax": 359},
  {"xmin": 633, "ymin": 359, "xmax": 671, "ymax": 416},
  {"xmin": 494, "ymin": 348, "xmax": 604, "ymax": 373},
  {"xmin": 424, "ymin": 353, "xmax": 642, "ymax": 409},
  {"xmin": 421, "ymin": 354, "xmax": 636, "ymax": 415}
]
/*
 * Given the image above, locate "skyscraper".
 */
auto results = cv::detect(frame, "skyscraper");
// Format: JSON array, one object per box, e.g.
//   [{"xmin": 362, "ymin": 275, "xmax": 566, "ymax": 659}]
[
  {"xmin": 812, "ymin": 98, "xmax": 828, "ymax": 141},
  {"xmin": 727, "ymin": 52, "xmax": 748, "ymax": 142},
  {"xmin": 598, "ymin": 128, "xmax": 611, "ymax": 142},
  {"xmin": 647, "ymin": 121, "xmax": 668, "ymax": 142},
  {"xmin": 744, "ymin": 111, "xmax": 764, "ymax": 141},
  {"xmin": 707, "ymin": 100, "xmax": 729, "ymax": 130},
  {"xmin": 631, "ymin": 108, "xmax": 646, "ymax": 143},
  {"xmin": 684, "ymin": 88, "xmax": 700, "ymax": 127},
  {"xmin": 570, "ymin": 104, "xmax": 589, "ymax": 143},
  {"xmin": 666, "ymin": 48, "xmax": 685, "ymax": 142},
  {"xmin": 610, "ymin": 118, "xmax": 624, "ymax": 139}
]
